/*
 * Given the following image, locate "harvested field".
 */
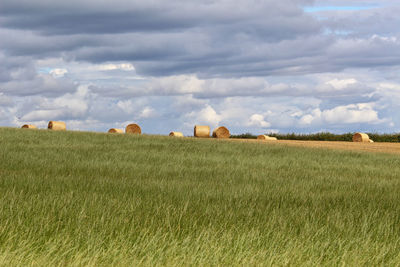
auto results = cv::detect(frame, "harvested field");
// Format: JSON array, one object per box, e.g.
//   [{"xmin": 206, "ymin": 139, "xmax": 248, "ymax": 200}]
[{"xmin": 227, "ymin": 139, "xmax": 400, "ymax": 155}]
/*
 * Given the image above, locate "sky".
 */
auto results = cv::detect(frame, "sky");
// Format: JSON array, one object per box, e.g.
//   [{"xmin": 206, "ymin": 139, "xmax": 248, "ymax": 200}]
[{"xmin": 1, "ymin": 0, "xmax": 400, "ymax": 135}]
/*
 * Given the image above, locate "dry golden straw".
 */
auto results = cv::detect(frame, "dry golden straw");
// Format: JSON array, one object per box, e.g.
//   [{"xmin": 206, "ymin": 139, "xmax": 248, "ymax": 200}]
[
  {"xmin": 352, "ymin": 132, "xmax": 370, "ymax": 143},
  {"xmin": 257, "ymin": 135, "xmax": 278, "ymax": 141},
  {"xmin": 108, "ymin": 128, "xmax": 124, "ymax": 134},
  {"xmin": 212, "ymin": 126, "xmax": 230, "ymax": 139},
  {"xmin": 125, "ymin": 123, "xmax": 141, "ymax": 134},
  {"xmin": 169, "ymin": 131, "xmax": 184, "ymax": 137},
  {"xmin": 48, "ymin": 121, "xmax": 66, "ymax": 131},
  {"xmin": 194, "ymin": 125, "xmax": 210, "ymax": 138},
  {"xmin": 21, "ymin": 124, "xmax": 37, "ymax": 129}
]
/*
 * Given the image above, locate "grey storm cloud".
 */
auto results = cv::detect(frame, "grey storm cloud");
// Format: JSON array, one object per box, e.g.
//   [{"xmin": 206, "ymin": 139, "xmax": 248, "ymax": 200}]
[
  {"xmin": 310, "ymin": 4, "xmax": 400, "ymax": 38},
  {"xmin": 0, "ymin": 52, "xmax": 76, "ymax": 97},
  {"xmin": 0, "ymin": 0, "xmax": 325, "ymax": 77},
  {"xmin": 1, "ymin": 0, "xmax": 399, "ymax": 78},
  {"xmin": 1, "ymin": 0, "xmax": 316, "ymax": 35},
  {"xmin": 313, "ymin": 0, "xmax": 398, "ymax": 6}
]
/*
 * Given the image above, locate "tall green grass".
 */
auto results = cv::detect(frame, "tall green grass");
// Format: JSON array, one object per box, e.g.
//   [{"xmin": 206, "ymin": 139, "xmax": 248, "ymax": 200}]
[
  {"xmin": 231, "ymin": 132, "xmax": 400, "ymax": 142},
  {"xmin": 1, "ymin": 127, "xmax": 400, "ymax": 265}
]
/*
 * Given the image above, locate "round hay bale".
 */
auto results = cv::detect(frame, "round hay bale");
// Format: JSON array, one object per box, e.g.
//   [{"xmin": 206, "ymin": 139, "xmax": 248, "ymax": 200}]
[
  {"xmin": 169, "ymin": 131, "xmax": 184, "ymax": 137},
  {"xmin": 48, "ymin": 121, "xmax": 66, "ymax": 131},
  {"xmin": 212, "ymin": 126, "xmax": 230, "ymax": 139},
  {"xmin": 257, "ymin": 135, "xmax": 277, "ymax": 141},
  {"xmin": 194, "ymin": 125, "xmax": 210, "ymax": 138},
  {"xmin": 369, "ymin": 139, "xmax": 374, "ymax": 143},
  {"xmin": 108, "ymin": 128, "xmax": 124, "ymax": 134},
  {"xmin": 125, "ymin": 123, "xmax": 141, "ymax": 134},
  {"xmin": 21, "ymin": 124, "xmax": 37, "ymax": 129},
  {"xmin": 352, "ymin": 132, "xmax": 370, "ymax": 142}
]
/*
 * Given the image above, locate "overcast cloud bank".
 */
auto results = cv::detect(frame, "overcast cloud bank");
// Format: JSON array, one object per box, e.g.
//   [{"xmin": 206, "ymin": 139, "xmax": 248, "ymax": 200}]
[{"xmin": 1, "ymin": 0, "xmax": 400, "ymax": 135}]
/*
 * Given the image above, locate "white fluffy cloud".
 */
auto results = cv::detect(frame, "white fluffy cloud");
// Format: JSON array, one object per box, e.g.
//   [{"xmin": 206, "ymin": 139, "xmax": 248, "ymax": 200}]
[
  {"xmin": 326, "ymin": 78, "xmax": 357, "ymax": 90},
  {"xmin": 299, "ymin": 103, "xmax": 380, "ymax": 126},
  {"xmin": 20, "ymin": 86, "xmax": 89, "ymax": 121},
  {"xmin": 248, "ymin": 114, "xmax": 271, "ymax": 128},
  {"xmin": 49, "ymin": 68, "xmax": 68, "ymax": 78},
  {"xmin": 322, "ymin": 104, "xmax": 379, "ymax": 124},
  {"xmin": 185, "ymin": 105, "xmax": 222, "ymax": 128},
  {"xmin": 97, "ymin": 63, "xmax": 135, "ymax": 71}
]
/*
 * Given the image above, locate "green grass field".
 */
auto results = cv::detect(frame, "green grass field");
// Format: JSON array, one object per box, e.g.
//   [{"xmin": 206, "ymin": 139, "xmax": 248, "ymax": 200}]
[{"xmin": 1, "ymin": 127, "xmax": 400, "ymax": 266}]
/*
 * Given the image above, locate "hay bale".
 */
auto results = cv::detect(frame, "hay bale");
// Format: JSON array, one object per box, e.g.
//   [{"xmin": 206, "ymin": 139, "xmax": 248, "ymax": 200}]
[
  {"xmin": 21, "ymin": 124, "xmax": 37, "ymax": 129},
  {"xmin": 169, "ymin": 131, "xmax": 184, "ymax": 137},
  {"xmin": 212, "ymin": 126, "xmax": 230, "ymax": 139},
  {"xmin": 48, "ymin": 121, "xmax": 66, "ymax": 131},
  {"xmin": 352, "ymin": 132, "xmax": 370, "ymax": 142},
  {"xmin": 194, "ymin": 125, "xmax": 210, "ymax": 138},
  {"xmin": 257, "ymin": 135, "xmax": 277, "ymax": 141},
  {"xmin": 108, "ymin": 128, "xmax": 124, "ymax": 134},
  {"xmin": 125, "ymin": 123, "xmax": 141, "ymax": 134},
  {"xmin": 369, "ymin": 139, "xmax": 374, "ymax": 143}
]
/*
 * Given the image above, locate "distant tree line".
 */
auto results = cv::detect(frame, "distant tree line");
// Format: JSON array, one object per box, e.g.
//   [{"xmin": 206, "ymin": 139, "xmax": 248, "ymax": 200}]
[{"xmin": 230, "ymin": 132, "xmax": 400, "ymax": 142}]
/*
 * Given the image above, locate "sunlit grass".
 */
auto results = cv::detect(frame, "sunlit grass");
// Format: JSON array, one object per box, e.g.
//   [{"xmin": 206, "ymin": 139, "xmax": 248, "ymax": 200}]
[{"xmin": 0, "ymin": 127, "xmax": 399, "ymax": 265}]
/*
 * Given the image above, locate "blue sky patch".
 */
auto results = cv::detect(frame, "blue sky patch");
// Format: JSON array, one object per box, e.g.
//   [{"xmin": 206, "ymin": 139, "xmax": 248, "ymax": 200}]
[
  {"xmin": 37, "ymin": 67, "xmax": 52, "ymax": 74},
  {"xmin": 304, "ymin": 6, "xmax": 377, "ymax": 12}
]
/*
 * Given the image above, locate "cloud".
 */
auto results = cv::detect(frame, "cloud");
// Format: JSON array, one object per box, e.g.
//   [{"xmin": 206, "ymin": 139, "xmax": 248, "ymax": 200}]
[
  {"xmin": 139, "ymin": 106, "xmax": 156, "ymax": 119},
  {"xmin": 323, "ymin": 104, "xmax": 379, "ymax": 123},
  {"xmin": 185, "ymin": 105, "xmax": 222, "ymax": 127},
  {"xmin": 248, "ymin": 114, "xmax": 271, "ymax": 128},
  {"xmin": 0, "ymin": 74, "xmax": 77, "ymax": 97},
  {"xmin": 325, "ymin": 78, "xmax": 357, "ymax": 89},
  {"xmin": 0, "ymin": 93, "xmax": 13, "ymax": 106},
  {"xmin": 0, "ymin": 1, "xmax": 317, "ymax": 35},
  {"xmin": 21, "ymin": 86, "xmax": 88, "ymax": 121},
  {"xmin": 0, "ymin": 53, "xmax": 77, "ymax": 97},
  {"xmin": 299, "ymin": 103, "xmax": 380, "ymax": 126},
  {"xmin": 97, "ymin": 63, "xmax": 134, "ymax": 71},
  {"xmin": 21, "ymin": 109, "xmax": 66, "ymax": 121},
  {"xmin": 1, "ymin": 0, "xmax": 399, "ymax": 80},
  {"xmin": 50, "ymin": 68, "xmax": 68, "ymax": 78},
  {"xmin": 115, "ymin": 99, "xmax": 156, "ymax": 119},
  {"xmin": 310, "ymin": 2, "xmax": 400, "ymax": 37}
]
